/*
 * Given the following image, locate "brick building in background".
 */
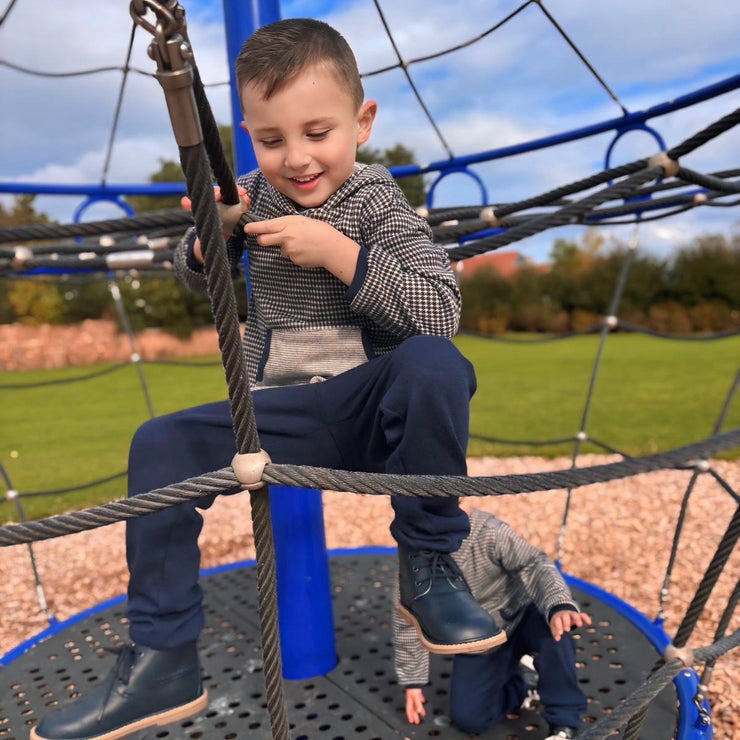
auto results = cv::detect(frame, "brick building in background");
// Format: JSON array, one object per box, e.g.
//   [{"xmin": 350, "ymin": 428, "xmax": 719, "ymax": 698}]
[{"xmin": 451, "ymin": 251, "xmax": 545, "ymax": 280}]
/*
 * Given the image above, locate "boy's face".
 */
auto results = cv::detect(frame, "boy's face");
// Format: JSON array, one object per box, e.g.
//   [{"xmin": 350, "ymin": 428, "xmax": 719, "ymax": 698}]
[{"xmin": 240, "ymin": 63, "xmax": 376, "ymax": 209}]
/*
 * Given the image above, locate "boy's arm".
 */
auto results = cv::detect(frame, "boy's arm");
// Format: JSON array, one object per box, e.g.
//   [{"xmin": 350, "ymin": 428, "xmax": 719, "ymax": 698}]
[{"xmin": 348, "ymin": 181, "xmax": 461, "ymax": 339}]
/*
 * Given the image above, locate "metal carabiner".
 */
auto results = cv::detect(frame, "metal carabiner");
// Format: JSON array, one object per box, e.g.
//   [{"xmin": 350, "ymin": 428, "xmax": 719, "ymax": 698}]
[
  {"xmin": 130, "ymin": 0, "xmax": 183, "ymax": 71},
  {"xmin": 129, "ymin": 0, "xmax": 201, "ymax": 147}
]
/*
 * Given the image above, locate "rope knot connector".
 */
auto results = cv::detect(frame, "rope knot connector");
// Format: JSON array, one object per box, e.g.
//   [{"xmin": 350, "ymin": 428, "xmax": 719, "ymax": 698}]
[
  {"xmin": 479, "ymin": 206, "xmax": 502, "ymax": 227},
  {"xmin": 663, "ymin": 643, "xmax": 695, "ymax": 667},
  {"xmin": 232, "ymin": 449, "xmax": 272, "ymax": 490},
  {"xmin": 12, "ymin": 246, "xmax": 32, "ymax": 269},
  {"xmin": 648, "ymin": 152, "xmax": 680, "ymax": 178}
]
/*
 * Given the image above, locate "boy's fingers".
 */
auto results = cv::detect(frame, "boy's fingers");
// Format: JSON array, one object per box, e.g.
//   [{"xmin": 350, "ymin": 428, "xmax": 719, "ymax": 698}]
[
  {"xmin": 244, "ymin": 219, "xmax": 285, "ymax": 234},
  {"xmin": 180, "ymin": 196, "xmax": 192, "ymax": 212}
]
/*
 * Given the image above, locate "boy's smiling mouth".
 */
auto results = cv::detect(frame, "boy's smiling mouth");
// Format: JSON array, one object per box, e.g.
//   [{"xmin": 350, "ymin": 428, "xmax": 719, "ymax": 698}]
[{"xmin": 290, "ymin": 173, "xmax": 324, "ymax": 194}]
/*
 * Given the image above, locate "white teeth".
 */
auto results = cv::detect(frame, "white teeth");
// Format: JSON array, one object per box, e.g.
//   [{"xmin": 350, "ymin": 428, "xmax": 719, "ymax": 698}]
[{"xmin": 293, "ymin": 174, "xmax": 318, "ymax": 183}]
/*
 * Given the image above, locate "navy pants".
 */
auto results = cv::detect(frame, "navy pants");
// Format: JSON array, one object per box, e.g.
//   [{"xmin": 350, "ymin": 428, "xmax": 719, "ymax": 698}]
[
  {"xmin": 449, "ymin": 604, "xmax": 587, "ymax": 733},
  {"xmin": 126, "ymin": 335, "xmax": 476, "ymax": 648}
]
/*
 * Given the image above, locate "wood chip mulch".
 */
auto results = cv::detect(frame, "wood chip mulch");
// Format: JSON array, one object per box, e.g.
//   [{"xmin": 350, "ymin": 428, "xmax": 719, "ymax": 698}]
[{"xmin": 2, "ymin": 456, "xmax": 738, "ymax": 738}]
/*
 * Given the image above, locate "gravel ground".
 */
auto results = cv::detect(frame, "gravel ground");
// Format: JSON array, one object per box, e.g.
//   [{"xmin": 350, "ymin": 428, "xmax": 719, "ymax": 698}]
[{"xmin": 2, "ymin": 456, "xmax": 738, "ymax": 738}]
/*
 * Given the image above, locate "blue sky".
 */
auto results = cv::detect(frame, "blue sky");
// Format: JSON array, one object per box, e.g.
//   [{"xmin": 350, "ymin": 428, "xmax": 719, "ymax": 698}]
[{"xmin": 0, "ymin": 0, "xmax": 738, "ymax": 263}]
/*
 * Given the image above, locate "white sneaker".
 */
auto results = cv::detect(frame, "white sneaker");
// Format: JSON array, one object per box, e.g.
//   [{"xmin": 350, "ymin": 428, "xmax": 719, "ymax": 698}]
[
  {"xmin": 518, "ymin": 654, "xmax": 540, "ymax": 709},
  {"xmin": 545, "ymin": 727, "xmax": 578, "ymax": 740}
]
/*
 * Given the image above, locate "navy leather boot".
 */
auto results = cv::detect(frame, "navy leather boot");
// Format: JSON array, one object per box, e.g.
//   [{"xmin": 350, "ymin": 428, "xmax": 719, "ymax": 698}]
[
  {"xmin": 31, "ymin": 641, "xmax": 207, "ymax": 740},
  {"xmin": 398, "ymin": 547, "xmax": 507, "ymax": 654}
]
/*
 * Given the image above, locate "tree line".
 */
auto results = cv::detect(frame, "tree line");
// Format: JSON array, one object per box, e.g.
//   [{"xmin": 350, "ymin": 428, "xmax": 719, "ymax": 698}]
[{"xmin": 459, "ymin": 231, "xmax": 739, "ymax": 334}]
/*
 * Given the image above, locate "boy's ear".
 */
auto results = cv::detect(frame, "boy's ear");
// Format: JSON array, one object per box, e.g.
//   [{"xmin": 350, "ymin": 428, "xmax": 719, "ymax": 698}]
[
  {"xmin": 239, "ymin": 121, "xmax": 250, "ymax": 135},
  {"xmin": 357, "ymin": 100, "xmax": 378, "ymax": 146}
]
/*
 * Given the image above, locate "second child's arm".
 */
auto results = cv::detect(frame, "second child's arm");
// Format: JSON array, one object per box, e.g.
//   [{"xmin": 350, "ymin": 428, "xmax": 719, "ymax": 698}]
[
  {"xmin": 405, "ymin": 688, "xmax": 427, "ymax": 724},
  {"xmin": 550, "ymin": 609, "xmax": 592, "ymax": 641}
]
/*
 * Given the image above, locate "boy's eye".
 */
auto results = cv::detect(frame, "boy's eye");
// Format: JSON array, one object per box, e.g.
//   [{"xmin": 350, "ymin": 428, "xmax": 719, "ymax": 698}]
[
  {"xmin": 307, "ymin": 130, "xmax": 329, "ymax": 141},
  {"xmin": 261, "ymin": 138, "xmax": 282, "ymax": 148}
]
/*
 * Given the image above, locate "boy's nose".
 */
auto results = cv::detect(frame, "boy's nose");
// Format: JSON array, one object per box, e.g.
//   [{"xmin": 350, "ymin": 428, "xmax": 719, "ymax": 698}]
[{"xmin": 284, "ymin": 143, "xmax": 311, "ymax": 170}]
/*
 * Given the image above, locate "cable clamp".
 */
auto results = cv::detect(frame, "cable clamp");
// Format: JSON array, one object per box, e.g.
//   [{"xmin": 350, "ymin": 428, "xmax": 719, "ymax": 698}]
[
  {"xmin": 12, "ymin": 246, "xmax": 32, "ymax": 268},
  {"xmin": 232, "ymin": 449, "xmax": 272, "ymax": 490},
  {"xmin": 663, "ymin": 643, "xmax": 694, "ymax": 667},
  {"xmin": 479, "ymin": 206, "xmax": 502, "ymax": 227},
  {"xmin": 648, "ymin": 152, "xmax": 679, "ymax": 178}
]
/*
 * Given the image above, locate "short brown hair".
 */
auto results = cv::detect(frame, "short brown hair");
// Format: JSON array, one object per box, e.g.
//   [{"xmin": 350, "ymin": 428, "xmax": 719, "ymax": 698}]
[{"xmin": 235, "ymin": 18, "xmax": 364, "ymax": 110}]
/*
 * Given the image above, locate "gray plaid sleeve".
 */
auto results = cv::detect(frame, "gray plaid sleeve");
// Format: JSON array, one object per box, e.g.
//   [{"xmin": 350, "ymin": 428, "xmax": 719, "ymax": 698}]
[
  {"xmin": 391, "ymin": 580, "xmax": 431, "ymax": 687},
  {"xmin": 350, "ymin": 180, "xmax": 461, "ymax": 338}
]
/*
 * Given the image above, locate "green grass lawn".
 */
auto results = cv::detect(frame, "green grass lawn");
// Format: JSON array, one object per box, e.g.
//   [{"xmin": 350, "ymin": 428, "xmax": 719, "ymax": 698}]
[{"xmin": 1, "ymin": 333, "xmax": 738, "ymax": 524}]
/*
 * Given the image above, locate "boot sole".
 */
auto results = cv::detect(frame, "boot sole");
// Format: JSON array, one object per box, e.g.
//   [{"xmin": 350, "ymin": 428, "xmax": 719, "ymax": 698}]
[
  {"xmin": 398, "ymin": 603, "xmax": 507, "ymax": 655},
  {"xmin": 30, "ymin": 690, "xmax": 209, "ymax": 740}
]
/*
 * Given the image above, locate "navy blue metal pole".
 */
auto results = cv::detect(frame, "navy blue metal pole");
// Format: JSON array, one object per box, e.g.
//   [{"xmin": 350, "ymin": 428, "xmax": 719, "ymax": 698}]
[{"xmin": 221, "ymin": 0, "xmax": 337, "ymax": 680}]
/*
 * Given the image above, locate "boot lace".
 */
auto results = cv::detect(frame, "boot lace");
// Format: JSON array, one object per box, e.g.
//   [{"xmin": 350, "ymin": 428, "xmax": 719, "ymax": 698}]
[{"xmin": 412, "ymin": 550, "xmax": 465, "ymax": 588}]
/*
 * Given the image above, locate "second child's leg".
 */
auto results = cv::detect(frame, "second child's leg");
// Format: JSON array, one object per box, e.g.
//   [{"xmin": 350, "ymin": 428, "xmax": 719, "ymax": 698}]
[
  {"xmin": 517, "ymin": 604, "xmax": 587, "ymax": 733},
  {"xmin": 449, "ymin": 641, "xmax": 524, "ymax": 734}
]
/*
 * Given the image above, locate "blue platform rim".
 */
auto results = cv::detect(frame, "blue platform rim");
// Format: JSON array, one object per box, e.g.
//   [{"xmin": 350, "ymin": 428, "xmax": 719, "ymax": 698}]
[{"xmin": 1, "ymin": 545, "xmax": 708, "ymax": 739}]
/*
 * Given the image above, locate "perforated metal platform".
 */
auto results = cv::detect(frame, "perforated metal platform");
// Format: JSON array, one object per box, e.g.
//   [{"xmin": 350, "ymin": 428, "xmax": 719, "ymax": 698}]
[{"xmin": 1, "ymin": 553, "xmax": 678, "ymax": 739}]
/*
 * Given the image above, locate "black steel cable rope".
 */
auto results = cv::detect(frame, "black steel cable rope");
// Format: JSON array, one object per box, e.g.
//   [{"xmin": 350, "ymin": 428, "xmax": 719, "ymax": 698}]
[
  {"xmin": 100, "ymin": 22, "xmax": 138, "ymax": 186},
  {"xmin": 452, "ymin": 107, "xmax": 739, "ymax": 231},
  {"xmin": 714, "ymin": 370, "xmax": 740, "ymax": 437},
  {"xmin": 578, "ymin": 629, "xmax": 740, "ymax": 740},
  {"xmin": 622, "ymin": 505, "xmax": 740, "ymax": 740},
  {"xmin": 674, "ymin": 506, "xmax": 740, "ymax": 649},
  {"xmin": 0, "ymin": 471, "xmax": 127, "ymax": 502},
  {"xmin": 0, "ymin": 209, "xmax": 192, "ymax": 244},
  {"xmin": 0, "ymin": 58, "xmax": 152, "ymax": 78},
  {"xmin": 459, "ymin": 323, "xmax": 740, "ymax": 343},
  {"xmin": 361, "ymin": 1, "xmax": 534, "ymax": 77},
  {"xmin": 0, "ymin": 236, "xmax": 178, "ymax": 257},
  {"xmin": 493, "ymin": 158, "xmax": 650, "ymax": 218},
  {"xmin": 677, "ymin": 166, "xmax": 740, "ymax": 194},
  {"xmin": 177, "ymin": 141, "xmax": 288, "ymax": 740},
  {"xmin": 0, "ymin": 362, "xmax": 130, "ymax": 389},
  {"xmin": 667, "ymin": 108, "xmax": 740, "ymax": 160},
  {"xmin": 0, "ymin": 0, "xmax": 18, "ymax": 26},
  {"xmin": 0, "ymin": 251, "xmax": 174, "ymax": 271},
  {"xmin": 700, "ymin": 579, "xmax": 740, "ymax": 685},
  {"xmin": 423, "ymin": 167, "xmax": 740, "ymax": 227},
  {"xmin": 707, "ymin": 468, "xmax": 740, "ymax": 506},
  {"xmin": 536, "ymin": 1, "xmax": 626, "ymax": 114},
  {"xmin": 432, "ymin": 186, "xmax": 733, "ymax": 242},
  {"xmin": 185, "ymin": 28, "xmax": 242, "ymax": 208},
  {"xmin": 659, "ymin": 469, "xmax": 700, "ymax": 620},
  {"xmin": 447, "ymin": 165, "xmax": 663, "ymax": 260},
  {"xmin": 169, "ymin": 8, "xmax": 290, "ymax": 723},
  {"xmin": 108, "ymin": 279, "xmax": 155, "ymax": 418},
  {"xmin": 372, "ymin": 0, "xmax": 454, "ymax": 158},
  {"xmin": 1, "ymin": 428, "xmax": 737, "ymax": 547},
  {"xmin": 556, "ymin": 227, "xmax": 637, "ymax": 560}
]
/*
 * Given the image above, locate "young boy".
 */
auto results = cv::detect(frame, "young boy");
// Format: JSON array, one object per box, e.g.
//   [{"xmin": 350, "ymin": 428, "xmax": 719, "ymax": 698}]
[
  {"xmin": 33, "ymin": 17, "xmax": 503, "ymax": 740},
  {"xmin": 394, "ymin": 505, "xmax": 591, "ymax": 739}
]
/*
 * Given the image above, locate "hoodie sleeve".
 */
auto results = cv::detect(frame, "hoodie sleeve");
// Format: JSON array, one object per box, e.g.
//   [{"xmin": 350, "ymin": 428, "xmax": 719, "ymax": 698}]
[
  {"xmin": 485, "ymin": 518, "xmax": 579, "ymax": 620},
  {"xmin": 348, "ymin": 175, "xmax": 461, "ymax": 339},
  {"xmin": 391, "ymin": 580, "xmax": 431, "ymax": 687}
]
